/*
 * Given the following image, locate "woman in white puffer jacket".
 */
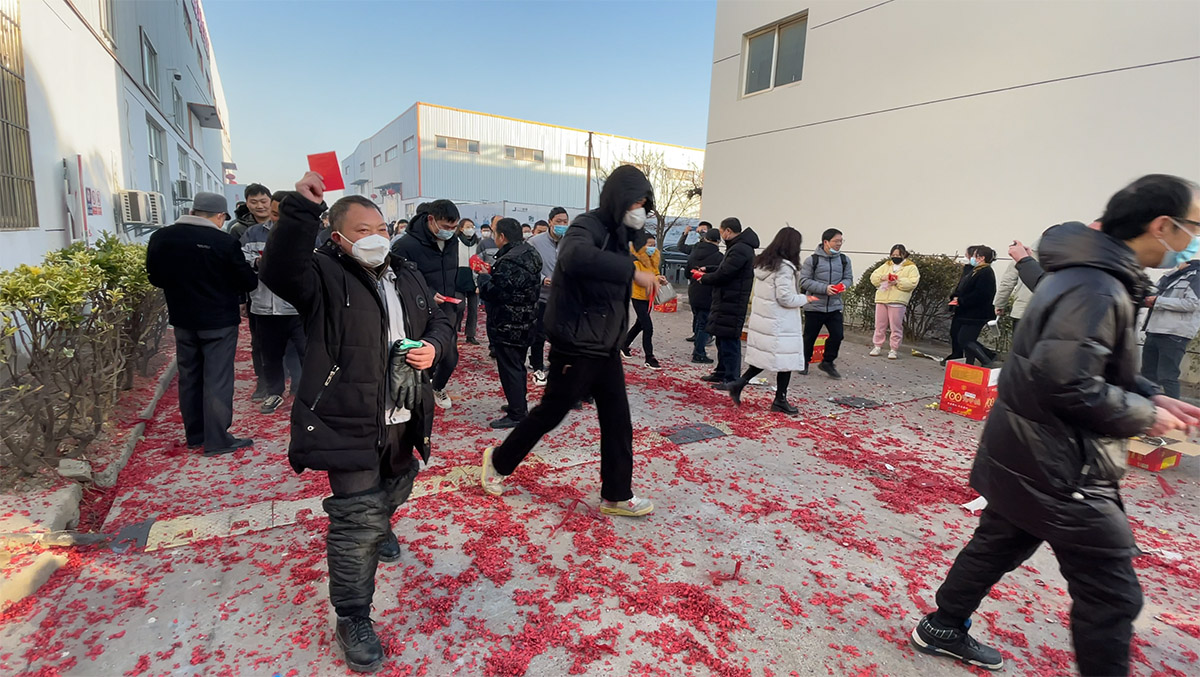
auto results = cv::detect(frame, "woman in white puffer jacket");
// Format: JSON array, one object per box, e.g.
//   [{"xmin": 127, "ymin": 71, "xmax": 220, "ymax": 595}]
[{"xmin": 729, "ymin": 227, "xmax": 811, "ymax": 414}]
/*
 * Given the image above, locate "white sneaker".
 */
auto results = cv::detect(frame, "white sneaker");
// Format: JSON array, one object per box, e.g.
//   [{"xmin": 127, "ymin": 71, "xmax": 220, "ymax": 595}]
[
  {"xmin": 869, "ymin": 346, "xmax": 882, "ymax": 357},
  {"xmin": 533, "ymin": 370, "xmax": 547, "ymax": 387},
  {"xmin": 433, "ymin": 390, "xmax": 452, "ymax": 410},
  {"xmin": 480, "ymin": 446, "xmax": 505, "ymax": 496},
  {"xmin": 888, "ymin": 350, "xmax": 899, "ymax": 360},
  {"xmin": 599, "ymin": 495, "xmax": 655, "ymax": 517}
]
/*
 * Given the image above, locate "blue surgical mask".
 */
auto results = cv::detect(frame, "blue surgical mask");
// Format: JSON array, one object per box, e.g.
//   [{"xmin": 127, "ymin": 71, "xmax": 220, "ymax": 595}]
[
  {"xmin": 435, "ymin": 228, "xmax": 455, "ymax": 241},
  {"xmin": 553, "ymin": 225, "xmax": 568, "ymax": 237},
  {"xmin": 1158, "ymin": 223, "xmax": 1200, "ymax": 268},
  {"xmin": 968, "ymin": 257, "xmax": 978, "ymax": 267},
  {"xmin": 645, "ymin": 246, "xmax": 657, "ymax": 256}
]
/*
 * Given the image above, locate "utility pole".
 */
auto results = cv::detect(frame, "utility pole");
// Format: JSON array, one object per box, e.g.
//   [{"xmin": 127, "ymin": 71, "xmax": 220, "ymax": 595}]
[{"xmin": 585, "ymin": 131, "xmax": 594, "ymax": 211}]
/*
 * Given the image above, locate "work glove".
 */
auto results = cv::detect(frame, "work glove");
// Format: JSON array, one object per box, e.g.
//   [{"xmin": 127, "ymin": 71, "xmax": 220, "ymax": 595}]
[{"xmin": 388, "ymin": 341, "xmax": 427, "ymax": 411}]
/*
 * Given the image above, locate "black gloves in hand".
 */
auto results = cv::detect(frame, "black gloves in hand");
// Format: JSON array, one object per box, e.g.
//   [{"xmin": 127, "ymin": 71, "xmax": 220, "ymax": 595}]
[{"xmin": 388, "ymin": 341, "xmax": 427, "ymax": 411}]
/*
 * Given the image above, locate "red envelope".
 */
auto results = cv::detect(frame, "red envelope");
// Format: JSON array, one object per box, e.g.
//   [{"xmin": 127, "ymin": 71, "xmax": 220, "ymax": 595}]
[{"xmin": 307, "ymin": 152, "xmax": 345, "ymax": 191}]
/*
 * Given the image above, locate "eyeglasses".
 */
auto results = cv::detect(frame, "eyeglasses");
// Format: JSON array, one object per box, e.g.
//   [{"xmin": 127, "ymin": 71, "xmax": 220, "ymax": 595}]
[{"xmin": 1170, "ymin": 217, "xmax": 1200, "ymax": 237}]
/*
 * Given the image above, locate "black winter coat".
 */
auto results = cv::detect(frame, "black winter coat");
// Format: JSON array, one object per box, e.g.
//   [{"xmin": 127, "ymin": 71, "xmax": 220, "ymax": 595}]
[
  {"xmin": 146, "ymin": 218, "xmax": 258, "ymax": 330},
  {"xmin": 954, "ymin": 265, "xmax": 997, "ymax": 322},
  {"xmin": 971, "ymin": 222, "xmax": 1161, "ymax": 558},
  {"xmin": 685, "ymin": 240, "xmax": 724, "ymax": 310},
  {"xmin": 479, "ymin": 241, "xmax": 543, "ymax": 347},
  {"xmin": 701, "ymin": 228, "xmax": 760, "ymax": 339},
  {"xmin": 544, "ymin": 166, "xmax": 652, "ymax": 358},
  {"xmin": 392, "ymin": 212, "xmax": 460, "ymax": 303},
  {"xmin": 260, "ymin": 194, "xmax": 455, "ymax": 473},
  {"xmin": 455, "ymin": 232, "xmax": 480, "ymax": 295}
]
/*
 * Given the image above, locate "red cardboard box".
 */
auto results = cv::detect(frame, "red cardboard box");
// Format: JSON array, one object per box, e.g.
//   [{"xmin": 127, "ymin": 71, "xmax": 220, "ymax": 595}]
[
  {"xmin": 1127, "ymin": 435, "xmax": 1200, "ymax": 472},
  {"xmin": 939, "ymin": 362, "xmax": 1000, "ymax": 421},
  {"xmin": 810, "ymin": 333, "xmax": 829, "ymax": 364}
]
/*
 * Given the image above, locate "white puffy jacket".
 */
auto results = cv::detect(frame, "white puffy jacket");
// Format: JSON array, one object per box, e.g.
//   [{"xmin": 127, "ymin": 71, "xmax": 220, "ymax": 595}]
[{"xmin": 745, "ymin": 261, "xmax": 809, "ymax": 373}]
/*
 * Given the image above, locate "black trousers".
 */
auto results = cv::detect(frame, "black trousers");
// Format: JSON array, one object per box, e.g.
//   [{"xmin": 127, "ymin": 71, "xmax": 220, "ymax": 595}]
[
  {"xmin": 434, "ymin": 301, "xmax": 462, "ymax": 390},
  {"xmin": 947, "ymin": 314, "xmax": 964, "ymax": 360},
  {"xmin": 254, "ymin": 314, "xmax": 306, "ymax": 397},
  {"xmin": 803, "ymin": 310, "xmax": 845, "ymax": 365},
  {"xmin": 458, "ymin": 288, "xmax": 480, "ymax": 340},
  {"xmin": 174, "ymin": 325, "xmax": 239, "ymax": 449},
  {"xmin": 957, "ymin": 320, "xmax": 995, "ymax": 366},
  {"xmin": 247, "ymin": 312, "xmax": 263, "ymax": 386},
  {"xmin": 324, "ymin": 424, "xmax": 418, "ymax": 619},
  {"xmin": 1141, "ymin": 333, "xmax": 1188, "ymax": 399},
  {"xmin": 528, "ymin": 301, "xmax": 548, "ymax": 371},
  {"xmin": 623, "ymin": 298, "xmax": 655, "ymax": 359},
  {"xmin": 494, "ymin": 344, "xmax": 529, "ymax": 418},
  {"xmin": 492, "ymin": 349, "xmax": 633, "ymax": 502},
  {"xmin": 740, "ymin": 366, "xmax": 791, "ymax": 397},
  {"xmin": 691, "ymin": 308, "xmax": 711, "ymax": 359},
  {"xmin": 715, "ymin": 337, "xmax": 741, "ymax": 383},
  {"xmin": 935, "ymin": 507, "xmax": 1142, "ymax": 677}
]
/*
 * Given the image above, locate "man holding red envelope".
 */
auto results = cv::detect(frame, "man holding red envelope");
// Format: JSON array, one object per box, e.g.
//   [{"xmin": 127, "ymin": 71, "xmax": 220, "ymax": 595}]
[{"xmin": 799, "ymin": 228, "xmax": 854, "ymax": 379}]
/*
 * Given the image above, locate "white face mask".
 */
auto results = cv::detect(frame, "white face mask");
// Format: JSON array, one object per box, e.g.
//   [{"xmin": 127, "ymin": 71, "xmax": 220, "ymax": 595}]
[
  {"xmin": 623, "ymin": 207, "xmax": 647, "ymax": 230},
  {"xmin": 462, "ymin": 227, "xmax": 476, "ymax": 237},
  {"xmin": 344, "ymin": 233, "xmax": 389, "ymax": 268}
]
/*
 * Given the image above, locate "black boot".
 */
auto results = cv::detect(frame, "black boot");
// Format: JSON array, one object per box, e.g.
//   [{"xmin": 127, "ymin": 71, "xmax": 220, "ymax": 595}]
[
  {"xmin": 379, "ymin": 467, "xmax": 418, "ymax": 564},
  {"xmin": 335, "ymin": 616, "xmax": 384, "ymax": 673},
  {"xmin": 323, "ymin": 490, "xmax": 389, "ymax": 668},
  {"xmin": 728, "ymin": 376, "xmax": 750, "ymax": 407},
  {"xmin": 770, "ymin": 396, "xmax": 798, "ymax": 415}
]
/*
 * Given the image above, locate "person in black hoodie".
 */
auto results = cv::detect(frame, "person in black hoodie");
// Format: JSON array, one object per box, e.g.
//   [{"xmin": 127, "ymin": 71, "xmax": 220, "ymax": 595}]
[
  {"xmin": 478, "ymin": 218, "xmax": 543, "ymax": 429},
  {"xmin": 694, "ymin": 217, "xmax": 759, "ymax": 387},
  {"xmin": 259, "ymin": 172, "xmax": 454, "ymax": 673},
  {"xmin": 479, "ymin": 165, "xmax": 660, "ymax": 517},
  {"xmin": 948, "ymin": 245, "xmax": 997, "ymax": 367},
  {"xmin": 391, "ymin": 199, "xmax": 461, "ymax": 410},
  {"xmin": 685, "ymin": 228, "xmax": 724, "ymax": 363},
  {"xmin": 913, "ymin": 174, "xmax": 1200, "ymax": 676}
]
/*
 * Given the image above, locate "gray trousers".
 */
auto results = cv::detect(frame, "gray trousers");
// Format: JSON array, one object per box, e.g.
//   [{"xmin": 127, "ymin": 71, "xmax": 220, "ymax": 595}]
[{"xmin": 174, "ymin": 325, "xmax": 239, "ymax": 449}]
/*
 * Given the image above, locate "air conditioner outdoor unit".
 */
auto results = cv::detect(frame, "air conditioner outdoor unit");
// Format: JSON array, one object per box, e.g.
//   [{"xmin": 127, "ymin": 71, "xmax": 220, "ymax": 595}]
[
  {"xmin": 119, "ymin": 190, "xmax": 168, "ymax": 227},
  {"xmin": 174, "ymin": 179, "xmax": 193, "ymax": 201}
]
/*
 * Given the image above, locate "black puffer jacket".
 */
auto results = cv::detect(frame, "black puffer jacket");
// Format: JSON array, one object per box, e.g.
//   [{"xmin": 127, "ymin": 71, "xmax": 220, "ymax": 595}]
[
  {"xmin": 260, "ymin": 194, "xmax": 455, "ymax": 473},
  {"xmin": 971, "ymin": 222, "xmax": 1161, "ymax": 558},
  {"xmin": 954, "ymin": 265, "xmax": 997, "ymax": 322},
  {"xmin": 686, "ymin": 240, "xmax": 724, "ymax": 310},
  {"xmin": 391, "ymin": 212, "xmax": 460, "ymax": 303},
  {"xmin": 479, "ymin": 241, "xmax": 543, "ymax": 347},
  {"xmin": 700, "ymin": 228, "xmax": 760, "ymax": 339},
  {"xmin": 544, "ymin": 165, "xmax": 652, "ymax": 358}
]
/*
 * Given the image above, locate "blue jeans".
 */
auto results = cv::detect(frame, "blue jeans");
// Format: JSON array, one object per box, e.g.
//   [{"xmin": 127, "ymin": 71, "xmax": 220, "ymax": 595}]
[
  {"xmin": 692, "ymin": 309, "xmax": 711, "ymax": 359},
  {"xmin": 715, "ymin": 337, "xmax": 741, "ymax": 383}
]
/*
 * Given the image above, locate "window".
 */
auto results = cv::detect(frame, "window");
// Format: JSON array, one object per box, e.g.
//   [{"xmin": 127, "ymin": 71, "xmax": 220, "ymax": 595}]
[
  {"xmin": 0, "ymin": 0, "xmax": 37, "ymax": 230},
  {"xmin": 359, "ymin": 162, "xmax": 366, "ymax": 172},
  {"xmin": 435, "ymin": 136, "xmax": 479, "ymax": 154},
  {"xmin": 141, "ymin": 30, "xmax": 159, "ymax": 98},
  {"xmin": 192, "ymin": 160, "xmax": 203, "ymax": 197},
  {"xmin": 99, "ymin": 0, "xmax": 116, "ymax": 42},
  {"xmin": 197, "ymin": 44, "xmax": 204, "ymax": 72},
  {"xmin": 403, "ymin": 136, "xmax": 415, "ymax": 153},
  {"xmin": 373, "ymin": 155, "xmax": 382, "ymax": 167},
  {"xmin": 183, "ymin": 2, "xmax": 192, "ymax": 43},
  {"xmin": 384, "ymin": 146, "xmax": 398, "ymax": 162},
  {"xmin": 171, "ymin": 86, "xmax": 185, "ymax": 130},
  {"xmin": 566, "ymin": 154, "xmax": 591, "ymax": 169},
  {"xmin": 503, "ymin": 146, "xmax": 544, "ymax": 163},
  {"xmin": 743, "ymin": 15, "xmax": 807, "ymax": 96},
  {"xmin": 669, "ymin": 168, "xmax": 695, "ymax": 183},
  {"xmin": 344, "ymin": 164, "xmax": 351, "ymax": 177},
  {"xmin": 146, "ymin": 118, "xmax": 166, "ymax": 194},
  {"xmin": 176, "ymin": 146, "xmax": 189, "ymax": 217}
]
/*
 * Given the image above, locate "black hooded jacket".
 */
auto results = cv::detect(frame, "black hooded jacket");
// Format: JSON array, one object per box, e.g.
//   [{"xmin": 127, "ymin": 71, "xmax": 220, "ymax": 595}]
[
  {"xmin": 544, "ymin": 165, "xmax": 653, "ymax": 358},
  {"xmin": 391, "ymin": 212, "xmax": 460, "ymax": 303},
  {"xmin": 479, "ymin": 241, "xmax": 543, "ymax": 347},
  {"xmin": 685, "ymin": 239, "xmax": 724, "ymax": 310},
  {"xmin": 260, "ymin": 194, "xmax": 455, "ymax": 473},
  {"xmin": 700, "ymin": 228, "xmax": 760, "ymax": 339},
  {"xmin": 971, "ymin": 222, "xmax": 1162, "ymax": 557}
]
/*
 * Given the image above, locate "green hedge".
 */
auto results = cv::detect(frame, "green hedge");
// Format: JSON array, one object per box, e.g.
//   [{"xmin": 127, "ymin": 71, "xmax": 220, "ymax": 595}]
[{"xmin": 842, "ymin": 253, "xmax": 966, "ymax": 343}]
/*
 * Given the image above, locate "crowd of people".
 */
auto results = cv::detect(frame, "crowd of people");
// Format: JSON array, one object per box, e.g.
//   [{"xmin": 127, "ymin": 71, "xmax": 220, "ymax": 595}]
[{"xmin": 143, "ymin": 169, "xmax": 1200, "ymax": 676}]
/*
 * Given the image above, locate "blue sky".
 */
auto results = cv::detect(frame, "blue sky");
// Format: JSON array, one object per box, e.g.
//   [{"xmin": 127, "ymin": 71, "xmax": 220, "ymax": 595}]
[{"xmin": 204, "ymin": 0, "xmax": 717, "ymax": 194}]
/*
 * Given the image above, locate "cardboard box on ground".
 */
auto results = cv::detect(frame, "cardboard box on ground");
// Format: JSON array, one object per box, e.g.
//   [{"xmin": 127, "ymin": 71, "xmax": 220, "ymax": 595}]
[
  {"xmin": 939, "ymin": 362, "xmax": 999, "ymax": 421},
  {"xmin": 1127, "ymin": 435, "xmax": 1200, "ymax": 472}
]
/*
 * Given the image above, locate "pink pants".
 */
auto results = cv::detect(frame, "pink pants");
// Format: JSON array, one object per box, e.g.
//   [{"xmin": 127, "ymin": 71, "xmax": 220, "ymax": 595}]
[{"xmin": 873, "ymin": 303, "xmax": 906, "ymax": 350}]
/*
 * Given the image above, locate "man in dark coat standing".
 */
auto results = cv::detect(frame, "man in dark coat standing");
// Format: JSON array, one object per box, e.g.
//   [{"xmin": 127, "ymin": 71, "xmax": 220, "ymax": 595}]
[
  {"xmin": 912, "ymin": 174, "xmax": 1200, "ymax": 676},
  {"xmin": 391, "ymin": 199, "xmax": 461, "ymax": 410},
  {"xmin": 478, "ymin": 218, "xmax": 543, "ymax": 429},
  {"xmin": 479, "ymin": 165, "xmax": 660, "ymax": 517},
  {"xmin": 684, "ymin": 228, "xmax": 724, "ymax": 364},
  {"xmin": 694, "ymin": 217, "xmax": 759, "ymax": 387},
  {"xmin": 146, "ymin": 192, "xmax": 258, "ymax": 456},
  {"xmin": 260, "ymin": 172, "xmax": 454, "ymax": 673}
]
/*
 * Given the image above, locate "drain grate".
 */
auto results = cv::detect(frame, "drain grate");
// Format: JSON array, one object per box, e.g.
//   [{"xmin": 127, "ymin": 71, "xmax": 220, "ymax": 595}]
[
  {"xmin": 830, "ymin": 396, "xmax": 884, "ymax": 409},
  {"xmin": 658, "ymin": 422, "xmax": 728, "ymax": 445}
]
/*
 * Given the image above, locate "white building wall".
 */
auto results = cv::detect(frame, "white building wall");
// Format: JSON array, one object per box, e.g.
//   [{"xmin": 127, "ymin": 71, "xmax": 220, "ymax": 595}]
[
  {"xmin": 1, "ymin": 0, "xmax": 232, "ymax": 271},
  {"xmin": 704, "ymin": 0, "xmax": 1200, "ymax": 274}
]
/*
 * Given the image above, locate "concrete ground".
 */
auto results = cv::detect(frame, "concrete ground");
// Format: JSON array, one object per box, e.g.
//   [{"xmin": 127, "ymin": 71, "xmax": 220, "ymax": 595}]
[{"xmin": 0, "ymin": 306, "xmax": 1197, "ymax": 677}]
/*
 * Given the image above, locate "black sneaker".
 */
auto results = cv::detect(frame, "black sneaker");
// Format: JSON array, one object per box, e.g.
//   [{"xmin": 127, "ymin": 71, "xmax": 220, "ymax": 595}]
[
  {"xmin": 335, "ymin": 616, "xmax": 384, "ymax": 673},
  {"xmin": 817, "ymin": 362, "xmax": 842, "ymax": 379},
  {"xmin": 250, "ymin": 383, "xmax": 268, "ymax": 402},
  {"xmin": 691, "ymin": 355, "xmax": 714, "ymax": 364},
  {"xmin": 700, "ymin": 372, "xmax": 722, "ymax": 383},
  {"xmin": 911, "ymin": 614, "xmax": 1003, "ymax": 671},
  {"xmin": 645, "ymin": 357, "xmax": 662, "ymax": 371},
  {"xmin": 489, "ymin": 415, "xmax": 522, "ymax": 429},
  {"xmin": 466, "ymin": 337, "xmax": 480, "ymax": 345},
  {"xmin": 379, "ymin": 531, "xmax": 401, "ymax": 563},
  {"xmin": 685, "ymin": 335, "xmax": 696, "ymax": 343},
  {"xmin": 260, "ymin": 394, "xmax": 285, "ymax": 414},
  {"xmin": 203, "ymin": 437, "xmax": 253, "ymax": 457}
]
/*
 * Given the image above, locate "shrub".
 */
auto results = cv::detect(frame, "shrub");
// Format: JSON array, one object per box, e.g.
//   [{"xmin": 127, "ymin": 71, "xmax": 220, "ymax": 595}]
[{"xmin": 843, "ymin": 253, "xmax": 966, "ymax": 342}]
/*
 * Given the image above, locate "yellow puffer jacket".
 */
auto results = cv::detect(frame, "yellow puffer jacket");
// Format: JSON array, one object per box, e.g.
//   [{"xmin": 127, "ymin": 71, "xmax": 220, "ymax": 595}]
[
  {"xmin": 631, "ymin": 245, "xmax": 661, "ymax": 301},
  {"xmin": 870, "ymin": 259, "xmax": 920, "ymax": 305}
]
